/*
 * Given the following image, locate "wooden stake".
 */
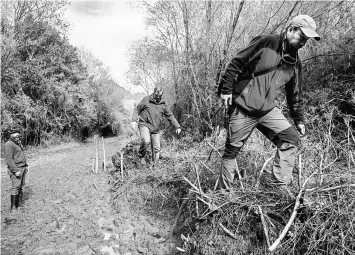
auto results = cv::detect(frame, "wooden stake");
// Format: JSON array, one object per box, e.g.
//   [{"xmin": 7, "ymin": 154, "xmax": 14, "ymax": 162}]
[
  {"xmin": 95, "ymin": 135, "xmax": 99, "ymax": 173},
  {"xmin": 120, "ymin": 151, "xmax": 124, "ymax": 180},
  {"xmin": 92, "ymin": 158, "xmax": 95, "ymax": 173},
  {"xmin": 102, "ymin": 137, "xmax": 106, "ymax": 171}
]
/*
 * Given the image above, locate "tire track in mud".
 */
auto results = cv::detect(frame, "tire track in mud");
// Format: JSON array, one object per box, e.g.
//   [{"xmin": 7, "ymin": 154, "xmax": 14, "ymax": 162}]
[{"xmin": 1, "ymin": 137, "xmax": 176, "ymax": 255}]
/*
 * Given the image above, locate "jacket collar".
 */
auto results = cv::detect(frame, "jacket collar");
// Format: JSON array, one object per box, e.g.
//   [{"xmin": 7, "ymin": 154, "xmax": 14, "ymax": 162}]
[
  {"xmin": 279, "ymin": 32, "xmax": 299, "ymax": 65},
  {"xmin": 10, "ymin": 137, "xmax": 23, "ymax": 149}
]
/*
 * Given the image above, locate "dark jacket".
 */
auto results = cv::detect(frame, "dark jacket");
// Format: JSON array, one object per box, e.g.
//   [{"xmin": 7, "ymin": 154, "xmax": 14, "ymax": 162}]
[
  {"xmin": 219, "ymin": 33, "xmax": 304, "ymax": 124},
  {"xmin": 132, "ymin": 95, "xmax": 180, "ymax": 133},
  {"xmin": 4, "ymin": 139, "xmax": 27, "ymax": 174}
]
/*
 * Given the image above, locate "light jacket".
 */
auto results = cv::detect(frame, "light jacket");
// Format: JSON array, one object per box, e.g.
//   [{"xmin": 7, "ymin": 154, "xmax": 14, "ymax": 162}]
[
  {"xmin": 219, "ymin": 33, "xmax": 304, "ymax": 124},
  {"xmin": 4, "ymin": 139, "xmax": 27, "ymax": 174},
  {"xmin": 132, "ymin": 95, "xmax": 180, "ymax": 133}
]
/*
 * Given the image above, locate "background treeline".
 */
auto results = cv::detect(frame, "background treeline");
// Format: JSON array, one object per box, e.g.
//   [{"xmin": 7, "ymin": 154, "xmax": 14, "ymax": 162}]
[
  {"xmin": 1, "ymin": 1, "xmax": 132, "ymax": 146},
  {"xmin": 127, "ymin": 0, "xmax": 355, "ymax": 136}
]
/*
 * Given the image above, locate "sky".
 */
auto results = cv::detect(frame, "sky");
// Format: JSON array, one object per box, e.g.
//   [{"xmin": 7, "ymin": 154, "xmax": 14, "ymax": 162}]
[{"xmin": 64, "ymin": 1, "xmax": 148, "ymax": 93}]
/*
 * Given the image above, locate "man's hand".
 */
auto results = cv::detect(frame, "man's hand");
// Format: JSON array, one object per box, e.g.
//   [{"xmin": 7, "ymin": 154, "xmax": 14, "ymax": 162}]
[
  {"xmin": 131, "ymin": 121, "xmax": 138, "ymax": 131},
  {"xmin": 220, "ymin": 94, "xmax": 232, "ymax": 108},
  {"xmin": 296, "ymin": 123, "xmax": 305, "ymax": 136},
  {"xmin": 176, "ymin": 128, "xmax": 181, "ymax": 135},
  {"xmin": 15, "ymin": 171, "xmax": 22, "ymax": 178}
]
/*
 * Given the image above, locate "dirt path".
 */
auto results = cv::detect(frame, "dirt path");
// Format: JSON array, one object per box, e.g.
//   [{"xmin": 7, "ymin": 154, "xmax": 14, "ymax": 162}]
[{"xmin": 1, "ymin": 136, "xmax": 176, "ymax": 255}]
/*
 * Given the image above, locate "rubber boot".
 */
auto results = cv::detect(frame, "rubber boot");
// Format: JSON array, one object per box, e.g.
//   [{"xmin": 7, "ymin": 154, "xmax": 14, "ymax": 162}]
[
  {"xmin": 14, "ymin": 194, "xmax": 20, "ymax": 210},
  {"xmin": 153, "ymin": 152, "xmax": 160, "ymax": 165},
  {"xmin": 18, "ymin": 189, "xmax": 23, "ymax": 205},
  {"xmin": 10, "ymin": 195, "xmax": 16, "ymax": 213}
]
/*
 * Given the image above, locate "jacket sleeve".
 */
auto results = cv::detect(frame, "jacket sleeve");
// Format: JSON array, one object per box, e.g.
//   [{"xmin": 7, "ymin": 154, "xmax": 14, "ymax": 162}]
[
  {"xmin": 163, "ymin": 105, "xmax": 180, "ymax": 129},
  {"xmin": 285, "ymin": 61, "xmax": 305, "ymax": 124},
  {"xmin": 131, "ymin": 97, "xmax": 146, "ymax": 122},
  {"xmin": 4, "ymin": 142, "xmax": 19, "ymax": 173},
  {"xmin": 220, "ymin": 35, "xmax": 266, "ymax": 95}
]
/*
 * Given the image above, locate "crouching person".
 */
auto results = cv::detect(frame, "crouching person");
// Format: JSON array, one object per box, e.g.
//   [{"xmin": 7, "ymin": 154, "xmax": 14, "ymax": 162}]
[
  {"xmin": 131, "ymin": 86, "xmax": 181, "ymax": 165},
  {"xmin": 4, "ymin": 128, "xmax": 28, "ymax": 213}
]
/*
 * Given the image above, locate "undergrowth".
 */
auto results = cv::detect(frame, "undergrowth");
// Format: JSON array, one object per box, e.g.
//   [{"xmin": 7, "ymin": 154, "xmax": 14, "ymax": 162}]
[{"xmin": 110, "ymin": 107, "xmax": 354, "ymax": 254}]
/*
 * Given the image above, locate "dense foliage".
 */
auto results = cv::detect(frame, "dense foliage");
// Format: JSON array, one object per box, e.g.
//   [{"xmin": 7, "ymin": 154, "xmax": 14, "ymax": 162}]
[{"xmin": 1, "ymin": 1, "xmax": 128, "ymax": 145}]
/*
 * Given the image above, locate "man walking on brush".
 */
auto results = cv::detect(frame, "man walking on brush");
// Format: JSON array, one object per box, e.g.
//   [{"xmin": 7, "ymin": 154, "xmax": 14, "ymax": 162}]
[
  {"xmin": 131, "ymin": 86, "xmax": 181, "ymax": 164},
  {"xmin": 4, "ymin": 127, "xmax": 28, "ymax": 213},
  {"xmin": 218, "ymin": 15, "xmax": 320, "ymax": 194}
]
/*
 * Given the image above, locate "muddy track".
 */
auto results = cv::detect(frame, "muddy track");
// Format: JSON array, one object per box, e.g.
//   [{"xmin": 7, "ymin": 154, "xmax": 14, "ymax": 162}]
[{"xmin": 1, "ymin": 136, "xmax": 176, "ymax": 255}]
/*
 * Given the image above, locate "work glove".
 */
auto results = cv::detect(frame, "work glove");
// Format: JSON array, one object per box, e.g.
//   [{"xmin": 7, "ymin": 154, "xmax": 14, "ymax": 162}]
[
  {"xmin": 296, "ymin": 123, "xmax": 305, "ymax": 136},
  {"xmin": 220, "ymin": 94, "xmax": 232, "ymax": 108},
  {"xmin": 15, "ymin": 171, "xmax": 22, "ymax": 178},
  {"xmin": 131, "ymin": 121, "xmax": 138, "ymax": 131},
  {"xmin": 176, "ymin": 128, "xmax": 181, "ymax": 135}
]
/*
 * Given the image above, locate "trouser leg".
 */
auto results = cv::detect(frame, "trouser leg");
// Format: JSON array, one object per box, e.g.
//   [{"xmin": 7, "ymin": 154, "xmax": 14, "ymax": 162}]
[
  {"xmin": 8, "ymin": 168, "xmax": 26, "ymax": 211},
  {"xmin": 219, "ymin": 108, "xmax": 258, "ymax": 190},
  {"xmin": 138, "ymin": 126, "xmax": 151, "ymax": 158},
  {"xmin": 272, "ymin": 142, "xmax": 298, "ymax": 185},
  {"xmin": 257, "ymin": 108, "xmax": 300, "ymax": 186},
  {"xmin": 8, "ymin": 168, "xmax": 24, "ymax": 196},
  {"xmin": 151, "ymin": 133, "xmax": 160, "ymax": 164},
  {"xmin": 18, "ymin": 167, "xmax": 27, "ymax": 204}
]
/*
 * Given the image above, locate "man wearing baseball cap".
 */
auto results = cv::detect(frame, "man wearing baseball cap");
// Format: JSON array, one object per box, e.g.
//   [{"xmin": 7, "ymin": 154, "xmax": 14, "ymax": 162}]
[
  {"xmin": 217, "ymin": 15, "xmax": 320, "ymax": 197},
  {"xmin": 4, "ymin": 127, "xmax": 28, "ymax": 213},
  {"xmin": 290, "ymin": 15, "xmax": 320, "ymax": 41}
]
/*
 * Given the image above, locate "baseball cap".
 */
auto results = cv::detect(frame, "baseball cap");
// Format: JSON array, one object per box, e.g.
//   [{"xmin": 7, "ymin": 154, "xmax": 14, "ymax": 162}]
[{"xmin": 291, "ymin": 15, "xmax": 320, "ymax": 41}]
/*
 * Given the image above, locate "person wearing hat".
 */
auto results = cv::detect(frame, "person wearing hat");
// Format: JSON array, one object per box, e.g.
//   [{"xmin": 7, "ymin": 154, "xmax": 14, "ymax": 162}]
[
  {"xmin": 4, "ymin": 127, "xmax": 28, "ymax": 213},
  {"xmin": 131, "ymin": 86, "xmax": 182, "ymax": 165},
  {"xmin": 217, "ymin": 15, "xmax": 320, "ymax": 195}
]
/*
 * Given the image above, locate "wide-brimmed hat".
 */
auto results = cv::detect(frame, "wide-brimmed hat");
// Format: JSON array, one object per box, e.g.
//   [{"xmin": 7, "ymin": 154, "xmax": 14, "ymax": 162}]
[{"xmin": 291, "ymin": 15, "xmax": 320, "ymax": 41}]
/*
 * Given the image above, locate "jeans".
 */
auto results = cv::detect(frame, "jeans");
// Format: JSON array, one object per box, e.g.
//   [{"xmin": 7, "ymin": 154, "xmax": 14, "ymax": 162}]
[{"xmin": 138, "ymin": 126, "xmax": 160, "ymax": 158}]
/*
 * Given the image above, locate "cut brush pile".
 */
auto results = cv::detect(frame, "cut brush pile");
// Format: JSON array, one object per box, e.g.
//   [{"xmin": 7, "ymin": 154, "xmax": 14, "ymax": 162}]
[{"xmin": 110, "ymin": 118, "xmax": 354, "ymax": 254}]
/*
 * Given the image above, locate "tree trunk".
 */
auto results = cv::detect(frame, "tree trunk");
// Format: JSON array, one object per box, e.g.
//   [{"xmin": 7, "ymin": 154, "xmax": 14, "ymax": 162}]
[
  {"xmin": 205, "ymin": 0, "xmax": 212, "ymax": 87},
  {"xmin": 216, "ymin": 1, "xmax": 245, "ymax": 88},
  {"xmin": 181, "ymin": 0, "xmax": 201, "ymax": 120}
]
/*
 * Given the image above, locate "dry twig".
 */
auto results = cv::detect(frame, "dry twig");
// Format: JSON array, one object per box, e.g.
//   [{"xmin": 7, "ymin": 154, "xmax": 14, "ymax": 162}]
[
  {"xmin": 194, "ymin": 164, "xmax": 202, "ymax": 194},
  {"xmin": 307, "ymin": 184, "xmax": 355, "ymax": 193},
  {"xmin": 258, "ymin": 206, "xmax": 271, "ymax": 248},
  {"xmin": 219, "ymin": 223, "xmax": 238, "ymax": 240},
  {"xmin": 269, "ymin": 157, "xmax": 317, "ymax": 252},
  {"xmin": 235, "ymin": 160, "xmax": 244, "ymax": 190},
  {"xmin": 206, "ymin": 141, "xmax": 222, "ymax": 157},
  {"xmin": 298, "ymin": 153, "xmax": 302, "ymax": 189},
  {"xmin": 255, "ymin": 156, "xmax": 274, "ymax": 189}
]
